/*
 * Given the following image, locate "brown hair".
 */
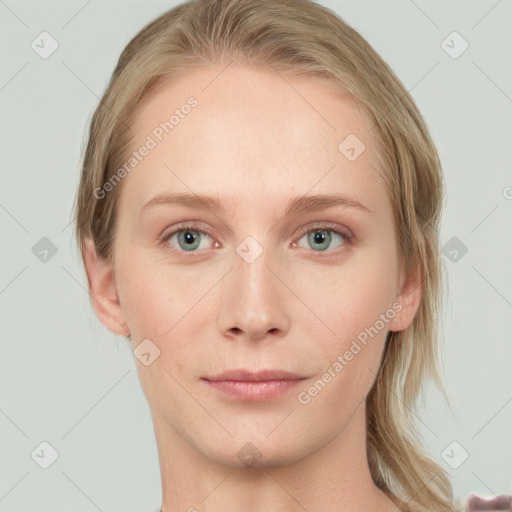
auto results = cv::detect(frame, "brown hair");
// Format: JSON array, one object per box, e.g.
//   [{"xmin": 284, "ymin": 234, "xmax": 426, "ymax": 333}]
[{"xmin": 74, "ymin": 1, "xmax": 458, "ymax": 510}]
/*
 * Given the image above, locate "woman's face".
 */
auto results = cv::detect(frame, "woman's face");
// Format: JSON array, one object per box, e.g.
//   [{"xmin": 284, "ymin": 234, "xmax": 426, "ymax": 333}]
[{"xmin": 91, "ymin": 63, "xmax": 420, "ymax": 468}]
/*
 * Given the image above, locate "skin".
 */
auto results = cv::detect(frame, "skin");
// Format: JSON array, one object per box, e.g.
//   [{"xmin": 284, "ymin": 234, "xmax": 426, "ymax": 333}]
[{"xmin": 83, "ymin": 62, "xmax": 422, "ymax": 512}]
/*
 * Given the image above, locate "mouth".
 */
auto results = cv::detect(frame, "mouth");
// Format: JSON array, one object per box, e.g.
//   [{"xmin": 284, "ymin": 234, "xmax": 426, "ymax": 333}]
[{"xmin": 201, "ymin": 369, "xmax": 307, "ymax": 401}]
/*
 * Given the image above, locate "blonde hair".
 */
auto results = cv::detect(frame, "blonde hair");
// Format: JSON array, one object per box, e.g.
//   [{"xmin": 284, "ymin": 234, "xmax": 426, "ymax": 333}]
[{"xmin": 74, "ymin": 0, "xmax": 459, "ymax": 510}]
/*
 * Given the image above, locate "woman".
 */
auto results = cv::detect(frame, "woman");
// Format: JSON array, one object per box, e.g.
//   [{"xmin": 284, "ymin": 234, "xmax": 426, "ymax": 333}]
[{"xmin": 75, "ymin": 0, "xmax": 461, "ymax": 510}]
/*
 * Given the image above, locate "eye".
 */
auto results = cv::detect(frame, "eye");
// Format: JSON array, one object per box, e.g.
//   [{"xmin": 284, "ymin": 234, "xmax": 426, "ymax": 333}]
[
  {"xmin": 294, "ymin": 224, "xmax": 350, "ymax": 252},
  {"xmin": 160, "ymin": 221, "xmax": 351, "ymax": 256},
  {"xmin": 163, "ymin": 224, "xmax": 217, "ymax": 253}
]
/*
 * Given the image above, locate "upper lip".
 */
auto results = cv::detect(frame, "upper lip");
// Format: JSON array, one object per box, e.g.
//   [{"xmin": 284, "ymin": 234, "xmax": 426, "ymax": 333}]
[{"xmin": 203, "ymin": 369, "xmax": 305, "ymax": 382}]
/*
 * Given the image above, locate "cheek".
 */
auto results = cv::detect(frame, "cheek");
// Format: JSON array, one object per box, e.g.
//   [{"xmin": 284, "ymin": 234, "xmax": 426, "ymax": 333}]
[
  {"xmin": 116, "ymin": 266, "xmax": 169, "ymax": 338},
  {"xmin": 115, "ymin": 252, "xmax": 225, "ymax": 370},
  {"xmin": 116, "ymin": 252, "xmax": 202, "ymax": 336},
  {"xmin": 114, "ymin": 254, "xmax": 219, "ymax": 408},
  {"xmin": 294, "ymin": 265, "xmax": 393, "ymax": 413},
  {"xmin": 290, "ymin": 249, "xmax": 397, "ymax": 404},
  {"xmin": 295, "ymin": 250, "xmax": 397, "ymax": 348}
]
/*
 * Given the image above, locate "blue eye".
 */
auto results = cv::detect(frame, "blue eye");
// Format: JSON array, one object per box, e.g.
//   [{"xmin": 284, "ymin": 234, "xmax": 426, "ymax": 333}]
[
  {"xmin": 162, "ymin": 223, "xmax": 350, "ymax": 256},
  {"xmin": 296, "ymin": 228, "xmax": 347, "ymax": 251},
  {"xmin": 166, "ymin": 228, "xmax": 214, "ymax": 252}
]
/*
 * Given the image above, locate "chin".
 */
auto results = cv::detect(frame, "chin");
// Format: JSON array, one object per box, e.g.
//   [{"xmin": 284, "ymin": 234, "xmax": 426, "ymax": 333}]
[
  {"xmin": 191, "ymin": 430, "xmax": 318, "ymax": 470},
  {"xmin": 209, "ymin": 443, "xmax": 301, "ymax": 469}
]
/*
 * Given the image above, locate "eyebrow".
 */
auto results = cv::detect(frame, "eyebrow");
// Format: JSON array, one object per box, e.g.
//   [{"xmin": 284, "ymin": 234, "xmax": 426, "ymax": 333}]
[{"xmin": 140, "ymin": 191, "xmax": 372, "ymax": 217}]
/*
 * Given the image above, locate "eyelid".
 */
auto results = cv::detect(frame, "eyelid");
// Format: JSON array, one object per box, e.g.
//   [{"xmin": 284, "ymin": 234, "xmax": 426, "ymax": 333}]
[
  {"xmin": 294, "ymin": 221, "xmax": 353, "ymax": 240},
  {"xmin": 161, "ymin": 221, "xmax": 217, "ymax": 241}
]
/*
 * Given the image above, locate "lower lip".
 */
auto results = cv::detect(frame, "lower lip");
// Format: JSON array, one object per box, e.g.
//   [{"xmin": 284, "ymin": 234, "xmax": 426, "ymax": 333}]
[{"xmin": 202, "ymin": 379, "xmax": 303, "ymax": 401}]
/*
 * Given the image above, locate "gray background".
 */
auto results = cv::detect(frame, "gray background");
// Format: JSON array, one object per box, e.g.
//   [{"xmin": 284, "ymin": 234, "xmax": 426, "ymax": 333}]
[{"xmin": 1, "ymin": 0, "xmax": 511, "ymax": 510}]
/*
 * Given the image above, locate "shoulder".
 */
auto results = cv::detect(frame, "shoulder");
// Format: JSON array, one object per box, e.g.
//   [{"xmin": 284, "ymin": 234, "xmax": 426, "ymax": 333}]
[{"xmin": 465, "ymin": 494, "xmax": 512, "ymax": 511}]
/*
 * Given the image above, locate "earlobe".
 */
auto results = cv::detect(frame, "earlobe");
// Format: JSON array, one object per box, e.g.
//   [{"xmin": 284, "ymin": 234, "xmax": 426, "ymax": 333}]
[
  {"xmin": 82, "ymin": 238, "xmax": 130, "ymax": 337},
  {"xmin": 388, "ymin": 259, "xmax": 423, "ymax": 333}
]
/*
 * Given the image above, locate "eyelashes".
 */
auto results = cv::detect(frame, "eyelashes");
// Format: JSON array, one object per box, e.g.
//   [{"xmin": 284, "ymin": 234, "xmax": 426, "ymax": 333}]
[
  {"xmin": 160, "ymin": 221, "xmax": 353, "ymax": 258},
  {"xmin": 293, "ymin": 227, "xmax": 347, "ymax": 252}
]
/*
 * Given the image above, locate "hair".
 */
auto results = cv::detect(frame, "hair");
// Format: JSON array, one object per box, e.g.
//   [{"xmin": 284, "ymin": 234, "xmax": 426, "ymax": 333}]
[{"xmin": 74, "ymin": 0, "xmax": 460, "ymax": 510}]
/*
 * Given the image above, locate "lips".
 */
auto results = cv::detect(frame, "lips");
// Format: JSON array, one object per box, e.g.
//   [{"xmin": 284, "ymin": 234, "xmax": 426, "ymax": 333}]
[
  {"xmin": 201, "ymin": 369, "xmax": 307, "ymax": 401},
  {"xmin": 203, "ymin": 369, "xmax": 305, "ymax": 382}
]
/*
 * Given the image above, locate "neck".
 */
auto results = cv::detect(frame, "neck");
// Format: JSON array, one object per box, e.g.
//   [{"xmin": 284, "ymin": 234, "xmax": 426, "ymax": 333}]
[{"xmin": 154, "ymin": 402, "xmax": 399, "ymax": 512}]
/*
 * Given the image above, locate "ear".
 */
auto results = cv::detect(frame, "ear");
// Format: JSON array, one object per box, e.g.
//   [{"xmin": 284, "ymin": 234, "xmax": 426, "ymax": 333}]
[
  {"xmin": 387, "ymin": 257, "xmax": 423, "ymax": 332},
  {"xmin": 82, "ymin": 238, "xmax": 130, "ymax": 337}
]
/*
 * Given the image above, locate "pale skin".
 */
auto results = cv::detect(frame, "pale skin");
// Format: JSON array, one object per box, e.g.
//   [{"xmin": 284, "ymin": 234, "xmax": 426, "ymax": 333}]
[{"xmin": 83, "ymin": 62, "xmax": 422, "ymax": 512}]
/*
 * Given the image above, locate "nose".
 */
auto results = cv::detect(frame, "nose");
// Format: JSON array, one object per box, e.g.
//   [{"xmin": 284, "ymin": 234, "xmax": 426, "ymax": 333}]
[{"xmin": 217, "ymin": 242, "xmax": 291, "ymax": 342}]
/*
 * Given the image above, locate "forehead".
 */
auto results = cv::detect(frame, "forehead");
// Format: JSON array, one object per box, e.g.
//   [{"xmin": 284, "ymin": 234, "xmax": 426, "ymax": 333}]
[{"xmin": 119, "ymin": 63, "xmax": 386, "ymax": 216}]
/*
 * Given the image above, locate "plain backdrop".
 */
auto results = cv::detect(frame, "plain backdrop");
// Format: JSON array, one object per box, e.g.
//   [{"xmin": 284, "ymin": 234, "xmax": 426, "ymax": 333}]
[{"xmin": 1, "ymin": 1, "xmax": 511, "ymax": 510}]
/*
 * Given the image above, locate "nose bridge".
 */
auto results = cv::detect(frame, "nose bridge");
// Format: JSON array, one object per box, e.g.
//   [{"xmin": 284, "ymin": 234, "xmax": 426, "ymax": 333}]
[{"xmin": 217, "ymin": 236, "xmax": 290, "ymax": 340}]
